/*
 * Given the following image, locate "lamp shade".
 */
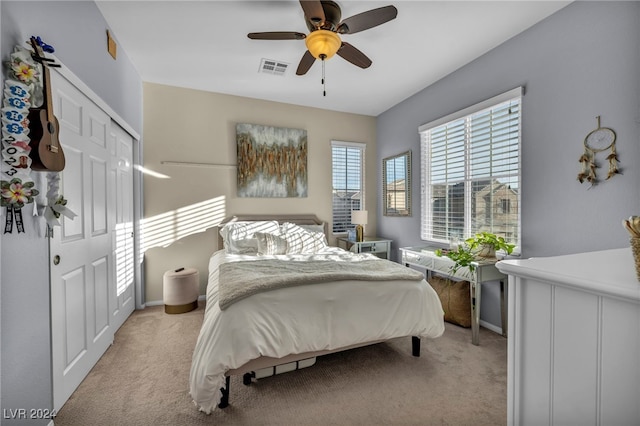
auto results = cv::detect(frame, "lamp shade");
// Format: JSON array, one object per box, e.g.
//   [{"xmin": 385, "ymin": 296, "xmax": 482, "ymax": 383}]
[
  {"xmin": 351, "ymin": 210, "xmax": 368, "ymax": 225},
  {"xmin": 305, "ymin": 29, "xmax": 341, "ymax": 59}
]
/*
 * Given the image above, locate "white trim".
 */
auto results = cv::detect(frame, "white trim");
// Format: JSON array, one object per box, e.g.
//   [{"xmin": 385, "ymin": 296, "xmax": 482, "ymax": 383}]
[
  {"xmin": 331, "ymin": 140, "xmax": 366, "ymax": 149},
  {"xmin": 133, "ymin": 140, "xmax": 145, "ymax": 309},
  {"xmin": 479, "ymin": 319, "xmax": 503, "ymax": 335},
  {"xmin": 419, "ymin": 86, "xmax": 523, "ymax": 133}
]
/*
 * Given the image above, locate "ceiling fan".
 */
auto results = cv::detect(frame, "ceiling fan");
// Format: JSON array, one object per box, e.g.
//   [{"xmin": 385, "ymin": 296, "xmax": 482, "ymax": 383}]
[{"xmin": 247, "ymin": 0, "xmax": 398, "ymax": 78}]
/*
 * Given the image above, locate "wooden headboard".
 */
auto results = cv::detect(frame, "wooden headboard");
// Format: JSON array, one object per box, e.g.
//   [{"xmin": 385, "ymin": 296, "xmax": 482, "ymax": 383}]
[{"xmin": 217, "ymin": 214, "xmax": 328, "ymax": 247}]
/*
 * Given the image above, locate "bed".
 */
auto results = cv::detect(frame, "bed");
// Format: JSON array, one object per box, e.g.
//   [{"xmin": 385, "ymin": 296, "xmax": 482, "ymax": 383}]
[{"xmin": 189, "ymin": 214, "xmax": 445, "ymax": 414}]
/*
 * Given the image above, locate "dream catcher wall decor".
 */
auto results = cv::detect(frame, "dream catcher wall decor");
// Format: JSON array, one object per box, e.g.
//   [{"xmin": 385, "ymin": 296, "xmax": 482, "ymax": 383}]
[{"xmin": 577, "ymin": 116, "xmax": 621, "ymax": 188}]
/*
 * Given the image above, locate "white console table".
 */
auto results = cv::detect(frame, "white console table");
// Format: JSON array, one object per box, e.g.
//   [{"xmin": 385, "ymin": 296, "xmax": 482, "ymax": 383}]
[
  {"xmin": 496, "ymin": 248, "xmax": 640, "ymax": 426},
  {"xmin": 400, "ymin": 246, "xmax": 507, "ymax": 346}
]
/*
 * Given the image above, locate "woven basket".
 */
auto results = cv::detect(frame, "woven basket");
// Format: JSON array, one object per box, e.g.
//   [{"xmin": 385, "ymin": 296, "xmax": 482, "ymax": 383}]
[
  {"xmin": 631, "ymin": 237, "xmax": 640, "ymax": 281},
  {"xmin": 428, "ymin": 276, "xmax": 471, "ymax": 327}
]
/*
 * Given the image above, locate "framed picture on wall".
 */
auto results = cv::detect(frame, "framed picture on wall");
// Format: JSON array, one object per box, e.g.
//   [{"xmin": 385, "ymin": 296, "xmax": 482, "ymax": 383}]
[{"xmin": 236, "ymin": 123, "xmax": 308, "ymax": 198}]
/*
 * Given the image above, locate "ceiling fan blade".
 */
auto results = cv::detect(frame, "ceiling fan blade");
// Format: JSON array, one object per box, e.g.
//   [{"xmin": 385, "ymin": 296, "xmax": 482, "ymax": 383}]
[
  {"xmin": 299, "ymin": 0, "xmax": 325, "ymax": 26},
  {"xmin": 337, "ymin": 42, "xmax": 372, "ymax": 69},
  {"xmin": 296, "ymin": 50, "xmax": 316, "ymax": 75},
  {"xmin": 248, "ymin": 32, "xmax": 306, "ymax": 40},
  {"xmin": 337, "ymin": 5, "xmax": 398, "ymax": 34}
]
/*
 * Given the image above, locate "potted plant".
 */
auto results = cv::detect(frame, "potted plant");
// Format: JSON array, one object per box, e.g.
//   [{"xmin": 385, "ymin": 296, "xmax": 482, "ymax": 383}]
[
  {"xmin": 434, "ymin": 245, "xmax": 476, "ymax": 274},
  {"xmin": 465, "ymin": 232, "xmax": 515, "ymax": 259},
  {"xmin": 435, "ymin": 232, "xmax": 515, "ymax": 274}
]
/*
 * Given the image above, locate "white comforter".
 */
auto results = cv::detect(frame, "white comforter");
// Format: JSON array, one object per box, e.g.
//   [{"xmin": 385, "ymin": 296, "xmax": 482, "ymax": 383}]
[{"xmin": 189, "ymin": 247, "xmax": 445, "ymax": 413}]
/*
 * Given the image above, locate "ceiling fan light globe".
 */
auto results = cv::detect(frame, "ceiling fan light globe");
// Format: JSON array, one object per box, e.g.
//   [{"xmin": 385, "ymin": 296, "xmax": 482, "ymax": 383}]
[{"xmin": 305, "ymin": 30, "xmax": 341, "ymax": 60}]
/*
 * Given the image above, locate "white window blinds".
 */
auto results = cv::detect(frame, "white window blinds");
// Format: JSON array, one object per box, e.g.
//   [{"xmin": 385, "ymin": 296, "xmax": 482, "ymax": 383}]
[
  {"xmin": 332, "ymin": 141, "xmax": 365, "ymax": 234},
  {"xmin": 420, "ymin": 88, "xmax": 522, "ymax": 251}
]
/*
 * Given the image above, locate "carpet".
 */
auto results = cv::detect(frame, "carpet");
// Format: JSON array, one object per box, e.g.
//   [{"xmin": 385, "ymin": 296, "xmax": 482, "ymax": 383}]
[{"xmin": 54, "ymin": 303, "xmax": 506, "ymax": 426}]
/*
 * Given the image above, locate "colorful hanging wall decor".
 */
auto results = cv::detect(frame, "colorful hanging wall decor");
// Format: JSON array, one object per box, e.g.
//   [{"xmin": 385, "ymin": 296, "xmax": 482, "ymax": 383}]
[
  {"xmin": 2, "ymin": 49, "xmax": 40, "ymax": 233},
  {"xmin": 2, "ymin": 37, "xmax": 75, "ymax": 235}
]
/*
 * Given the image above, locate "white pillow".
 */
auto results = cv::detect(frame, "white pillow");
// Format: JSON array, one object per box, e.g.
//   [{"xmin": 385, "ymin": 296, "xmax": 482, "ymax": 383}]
[
  {"xmin": 297, "ymin": 223, "xmax": 325, "ymax": 235},
  {"xmin": 219, "ymin": 220, "xmax": 280, "ymax": 254},
  {"xmin": 283, "ymin": 231, "xmax": 305, "ymax": 254},
  {"xmin": 306, "ymin": 231, "xmax": 329, "ymax": 252},
  {"xmin": 280, "ymin": 222, "xmax": 328, "ymax": 254},
  {"xmin": 255, "ymin": 232, "xmax": 288, "ymax": 255}
]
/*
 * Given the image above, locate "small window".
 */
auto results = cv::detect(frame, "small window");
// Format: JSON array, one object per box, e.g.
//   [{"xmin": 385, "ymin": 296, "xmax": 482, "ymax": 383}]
[
  {"xmin": 331, "ymin": 141, "xmax": 365, "ymax": 234},
  {"xmin": 419, "ymin": 87, "xmax": 522, "ymax": 252},
  {"xmin": 500, "ymin": 199, "xmax": 511, "ymax": 214}
]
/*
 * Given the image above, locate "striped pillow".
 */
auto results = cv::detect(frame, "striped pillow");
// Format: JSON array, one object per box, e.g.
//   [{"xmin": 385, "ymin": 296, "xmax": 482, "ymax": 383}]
[{"xmin": 255, "ymin": 232, "xmax": 288, "ymax": 255}]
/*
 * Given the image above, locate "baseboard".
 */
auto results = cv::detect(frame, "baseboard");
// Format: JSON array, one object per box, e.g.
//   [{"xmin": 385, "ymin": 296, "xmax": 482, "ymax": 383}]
[
  {"xmin": 479, "ymin": 320, "xmax": 503, "ymax": 336},
  {"xmin": 145, "ymin": 294, "xmax": 206, "ymax": 308}
]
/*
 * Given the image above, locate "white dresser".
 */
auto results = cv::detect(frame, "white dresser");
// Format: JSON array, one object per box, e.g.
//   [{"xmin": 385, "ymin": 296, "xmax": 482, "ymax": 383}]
[{"xmin": 496, "ymin": 248, "xmax": 640, "ymax": 426}]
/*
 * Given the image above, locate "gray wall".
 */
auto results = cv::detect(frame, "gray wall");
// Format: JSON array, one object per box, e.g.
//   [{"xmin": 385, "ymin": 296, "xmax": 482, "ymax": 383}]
[
  {"xmin": 0, "ymin": 1, "xmax": 142, "ymax": 422},
  {"xmin": 377, "ymin": 2, "xmax": 640, "ymax": 327},
  {"xmin": 1, "ymin": 1, "xmax": 142, "ymax": 132}
]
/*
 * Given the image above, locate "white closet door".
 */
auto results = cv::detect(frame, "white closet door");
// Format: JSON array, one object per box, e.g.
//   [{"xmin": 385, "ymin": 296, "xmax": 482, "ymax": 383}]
[
  {"xmin": 49, "ymin": 70, "xmax": 134, "ymax": 411},
  {"xmin": 110, "ymin": 122, "xmax": 135, "ymax": 331}
]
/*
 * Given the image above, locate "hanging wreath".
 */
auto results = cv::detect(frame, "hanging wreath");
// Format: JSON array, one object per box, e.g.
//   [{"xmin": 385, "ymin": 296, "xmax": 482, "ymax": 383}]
[
  {"xmin": 44, "ymin": 173, "xmax": 76, "ymax": 228},
  {"xmin": 577, "ymin": 116, "xmax": 621, "ymax": 188}
]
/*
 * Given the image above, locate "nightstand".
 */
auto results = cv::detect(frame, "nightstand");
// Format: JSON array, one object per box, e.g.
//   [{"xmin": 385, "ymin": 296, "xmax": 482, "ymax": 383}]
[{"xmin": 337, "ymin": 237, "xmax": 392, "ymax": 259}]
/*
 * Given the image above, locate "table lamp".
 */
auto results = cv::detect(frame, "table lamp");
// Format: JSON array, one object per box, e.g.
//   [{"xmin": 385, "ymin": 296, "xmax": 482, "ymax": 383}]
[{"xmin": 351, "ymin": 210, "xmax": 368, "ymax": 242}]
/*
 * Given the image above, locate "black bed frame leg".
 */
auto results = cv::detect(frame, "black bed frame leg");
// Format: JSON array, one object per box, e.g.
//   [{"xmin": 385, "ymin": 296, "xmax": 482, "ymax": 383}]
[
  {"xmin": 412, "ymin": 336, "xmax": 421, "ymax": 357},
  {"xmin": 218, "ymin": 376, "xmax": 230, "ymax": 409},
  {"xmin": 243, "ymin": 371, "xmax": 255, "ymax": 386}
]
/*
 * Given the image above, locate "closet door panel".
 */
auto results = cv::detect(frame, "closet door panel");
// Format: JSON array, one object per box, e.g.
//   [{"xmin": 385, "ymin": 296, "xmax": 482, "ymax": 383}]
[{"xmin": 50, "ymin": 71, "xmax": 116, "ymax": 411}]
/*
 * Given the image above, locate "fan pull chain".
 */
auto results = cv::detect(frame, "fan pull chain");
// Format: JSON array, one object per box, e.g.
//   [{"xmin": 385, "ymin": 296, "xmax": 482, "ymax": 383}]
[{"xmin": 320, "ymin": 54, "xmax": 326, "ymax": 96}]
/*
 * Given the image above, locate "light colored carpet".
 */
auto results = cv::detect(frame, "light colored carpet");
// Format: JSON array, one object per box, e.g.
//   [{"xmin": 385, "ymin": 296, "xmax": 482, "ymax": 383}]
[{"xmin": 55, "ymin": 303, "xmax": 506, "ymax": 426}]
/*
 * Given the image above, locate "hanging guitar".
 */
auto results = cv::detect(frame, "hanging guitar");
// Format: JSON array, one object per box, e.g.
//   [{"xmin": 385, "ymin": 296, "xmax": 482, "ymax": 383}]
[{"xmin": 27, "ymin": 36, "xmax": 65, "ymax": 171}]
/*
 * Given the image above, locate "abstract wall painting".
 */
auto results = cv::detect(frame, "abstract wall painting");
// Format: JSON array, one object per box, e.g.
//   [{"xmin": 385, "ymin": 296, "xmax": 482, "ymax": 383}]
[{"xmin": 236, "ymin": 123, "xmax": 308, "ymax": 198}]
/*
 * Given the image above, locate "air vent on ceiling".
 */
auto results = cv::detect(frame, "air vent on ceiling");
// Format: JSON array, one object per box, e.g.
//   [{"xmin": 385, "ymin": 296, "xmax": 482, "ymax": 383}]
[{"xmin": 259, "ymin": 58, "xmax": 289, "ymax": 76}]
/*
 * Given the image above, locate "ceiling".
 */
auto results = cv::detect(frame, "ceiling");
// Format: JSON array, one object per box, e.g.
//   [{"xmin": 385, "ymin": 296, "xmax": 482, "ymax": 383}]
[{"xmin": 96, "ymin": 1, "xmax": 570, "ymax": 116}]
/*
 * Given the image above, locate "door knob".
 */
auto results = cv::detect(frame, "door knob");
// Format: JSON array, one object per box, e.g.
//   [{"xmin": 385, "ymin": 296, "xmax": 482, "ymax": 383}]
[{"xmin": 53, "ymin": 255, "xmax": 61, "ymax": 265}]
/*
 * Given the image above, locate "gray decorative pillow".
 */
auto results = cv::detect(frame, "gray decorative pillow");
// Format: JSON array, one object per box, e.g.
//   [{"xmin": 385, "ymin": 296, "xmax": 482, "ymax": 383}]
[{"xmin": 255, "ymin": 232, "xmax": 288, "ymax": 255}]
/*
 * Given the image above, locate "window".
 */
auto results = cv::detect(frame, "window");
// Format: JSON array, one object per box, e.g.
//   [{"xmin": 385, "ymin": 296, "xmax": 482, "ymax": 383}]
[
  {"xmin": 500, "ymin": 199, "xmax": 511, "ymax": 214},
  {"xmin": 332, "ymin": 141, "xmax": 365, "ymax": 234},
  {"xmin": 419, "ymin": 87, "xmax": 522, "ymax": 251}
]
